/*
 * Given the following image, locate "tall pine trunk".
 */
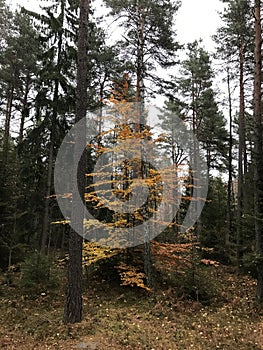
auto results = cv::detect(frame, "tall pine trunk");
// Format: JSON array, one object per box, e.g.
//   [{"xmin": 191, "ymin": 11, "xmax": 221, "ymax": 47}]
[
  {"xmin": 135, "ymin": 1, "xmax": 152, "ymax": 288},
  {"xmin": 226, "ymin": 68, "xmax": 233, "ymax": 247},
  {"xmin": 237, "ymin": 40, "xmax": 245, "ymax": 268},
  {"xmin": 253, "ymin": 0, "xmax": 263, "ymax": 303},
  {"xmin": 40, "ymin": 78, "xmax": 59, "ymax": 253},
  {"xmin": 18, "ymin": 73, "xmax": 30, "ymax": 144},
  {"xmin": 2, "ymin": 85, "xmax": 14, "ymax": 176},
  {"xmin": 64, "ymin": 0, "xmax": 89, "ymax": 323}
]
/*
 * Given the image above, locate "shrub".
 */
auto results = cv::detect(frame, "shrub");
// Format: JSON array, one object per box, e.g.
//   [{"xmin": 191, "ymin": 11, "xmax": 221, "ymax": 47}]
[
  {"xmin": 163, "ymin": 266, "xmax": 219, "ymax": 305},
  {"xmin": 242, "ymin": 252, "xmax": 259, "ymax": 278},
  {"xmin": 20, "ymin": 252, "xmax": 58, "ymax": 291},
  {"xmin": 182, "ymin": 267, "xmax": 218, "ymax": 304}
]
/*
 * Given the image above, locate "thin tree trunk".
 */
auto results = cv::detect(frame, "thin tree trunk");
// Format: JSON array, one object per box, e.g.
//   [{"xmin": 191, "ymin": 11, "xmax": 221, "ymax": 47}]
[
  {"xmin": 19, "ymin": 73, "xmax": 30, "ymax": 144},
  {"xmin": 135, "ymin": 1, "xmax": 152, "ymax": 287},
  {"xmin": 2, "ymin": 85, "xmax": 14, "ymax": 173},
  {"xmin": 64, "ymin": 0, "xmax": 89, "ymax": 324},
  {"xmin": 237, "ymin": 41, "xmax": 245, "ymax": 268},
  {"xmin": 41, "ymin": 1, "xmax": 65, "ymax": 253},
  {"xmin": 41, "ymin": 79, "xmax": 59, "ymax": 253},
  {"xmin": 172, "ymin": 135, "xmax": 179, "ymax": 238},
  {"xmin": 253, "ymin": 0, "xmax": 263, "ymax": 303},
  {"xmin": 97, "ymin": 82, "xmax": 104, "ymax": 153},
  {"xmin": 191, "ymin": 78, "xmax": 201, "ymax": 239},
  {"xmin": 226, "ymin": 68, "xmax": 233, "ymax": 247}
]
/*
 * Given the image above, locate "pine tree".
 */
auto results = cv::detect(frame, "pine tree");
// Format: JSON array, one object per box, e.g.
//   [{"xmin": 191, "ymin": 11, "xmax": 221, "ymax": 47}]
[
  {"xmin": 0, "ymin": 7, "xmax": 44, "ymax": 257},
  {"xmin": 213, "ymin": 0, "xmax": 254, "ymax": 267},
  {"xmin": 253, "ymin": 0, "xmax": 263, "ymax": 302},
  {"xmin": 104, "ymin": 0, "xmax": 181, "ymax": 100},
  {"xmin": 226, "ymin": 67, "xmax": 234, "ymax": 247},
  {"xmin": 175, "ymin": 41, "xmax": 228, "ymax": 176},
  {"xmin": 64, "ymin": 0, "xmax": 90, "ymax": 324},
  {"xmin": 0, "ymin": 0, "xmax": 13, "ymax": 50},
  {"xmin": 157, "ymin": 99, "xmax": 189, "ymax": 238}
]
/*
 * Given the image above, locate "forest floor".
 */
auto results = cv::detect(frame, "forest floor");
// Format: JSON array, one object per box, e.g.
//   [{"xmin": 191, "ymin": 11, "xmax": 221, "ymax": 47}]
[{"xmin": 0, "ymin": 265, "xmax": 263, "ymax": 350}]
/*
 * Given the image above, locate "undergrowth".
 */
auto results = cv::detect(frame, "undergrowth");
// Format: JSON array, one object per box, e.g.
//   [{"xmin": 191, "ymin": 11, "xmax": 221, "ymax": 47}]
[{"xmin": 0, "ymin": 264, "xmax": 262, "ymax": 349}]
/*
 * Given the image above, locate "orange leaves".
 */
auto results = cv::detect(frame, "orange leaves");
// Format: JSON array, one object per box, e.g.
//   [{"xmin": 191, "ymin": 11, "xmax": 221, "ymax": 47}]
[
  {"xmin": 118, "ymin": 124, "xmax": 133, "ymax": 139},
  {"xmin": 116, "ymin": 263, "xmax": 151, "ymax": 292},
  {"xmin": 151, "ymin": 241, "xmax": 198, "ymax": 271},
  {"xmin": 82, "ymin": 242, "xmax": 120, "ymax": 267},
  {"xmin": 82, "ymin": 244, "xmax": 152, "ymax": 292},
  {"xmin": 200, "ymin": 259, "xmax": 220, "ymax": 267}
]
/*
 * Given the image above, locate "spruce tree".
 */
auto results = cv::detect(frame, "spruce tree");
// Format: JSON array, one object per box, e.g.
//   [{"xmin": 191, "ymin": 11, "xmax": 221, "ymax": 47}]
[{"xmin": 22, "ymin": 0, "xmax": 79, "ymax": 252}]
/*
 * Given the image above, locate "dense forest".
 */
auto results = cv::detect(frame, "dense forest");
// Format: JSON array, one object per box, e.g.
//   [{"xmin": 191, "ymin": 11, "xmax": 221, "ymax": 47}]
[{"xmin": 0, "ymin": 0, "xmax": 263, "ymax": 349}]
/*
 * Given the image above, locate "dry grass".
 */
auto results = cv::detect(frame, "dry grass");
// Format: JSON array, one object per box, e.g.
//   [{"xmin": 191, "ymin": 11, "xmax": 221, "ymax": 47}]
[{"xmin": 0, "ymin": 266, "xmax": 263, "ymax": 349}]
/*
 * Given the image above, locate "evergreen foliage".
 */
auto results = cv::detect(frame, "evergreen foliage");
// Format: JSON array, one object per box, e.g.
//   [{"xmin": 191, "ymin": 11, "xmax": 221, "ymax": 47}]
[
  {"xmin": 0, "ymin": 0, "xmax": 263, "ymax": 330},
  {"xmin": 20, "ymin": 252, "xmax": 58, "ymax": 290}
]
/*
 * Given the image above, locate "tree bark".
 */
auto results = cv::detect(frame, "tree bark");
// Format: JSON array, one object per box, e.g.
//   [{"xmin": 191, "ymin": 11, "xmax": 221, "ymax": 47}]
[
  {"xmin": 226, "ymin": 68, "xmax": 233, "ymax": 247},
  {"xmin": 253, "ymin": 0, "xmax": 263, "ymax": 303},
  {"xmin": 41, "ymin": 0, "xmax": 65, "ymax": 253},
  {"xmin": 2, "ymin": 85, "xmax": 14, "ymax": 174},
  {"xmin": 18, "ymin": 73, "xmax": 30, "ymax": 144},
  {"xmin": 237, "ymin": 40, "xmax": 245, "ymax": 268},
  {"xmin": 40, "ymin": 79, "xmax": 59, "ymax": 253},
  {"xmin": 64, "ymin": 0, "xmax": 89, "ymax": 323},
  {"xmin": 135, "ymin": 1, "xmax": 152, "ymax": 287}
]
